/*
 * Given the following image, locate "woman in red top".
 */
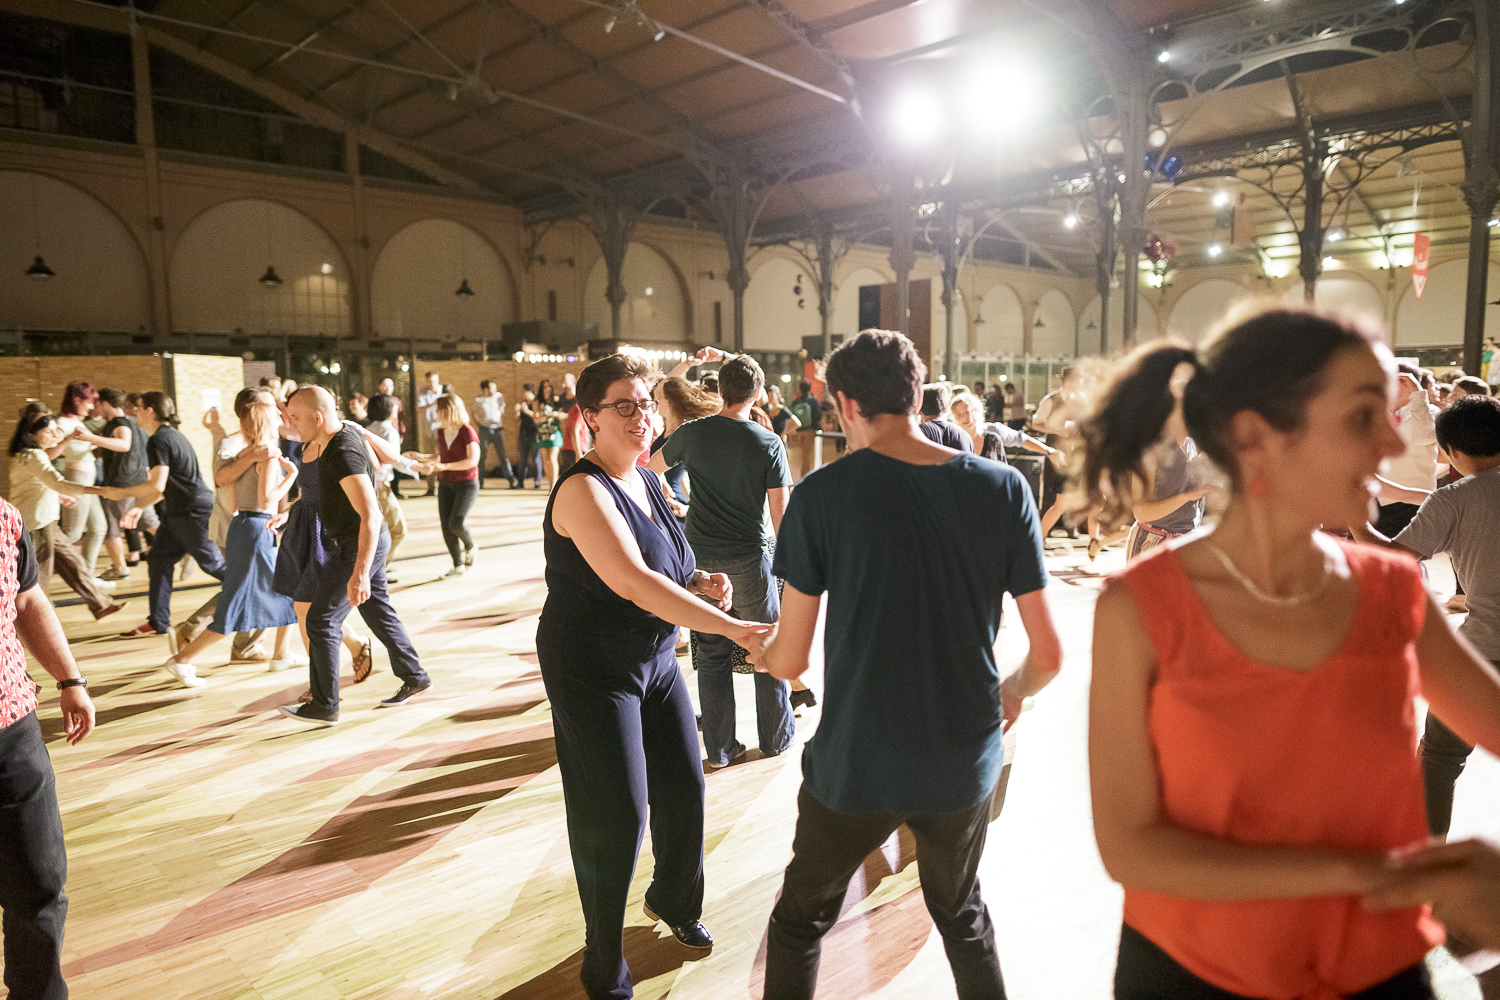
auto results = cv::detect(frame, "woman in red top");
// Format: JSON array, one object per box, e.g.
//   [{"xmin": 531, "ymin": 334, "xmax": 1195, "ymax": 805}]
[
  {"xmin": 407, "ymin": 394, "xmax": 480, "ymax": 579},
  {"xmin": 1081, "ymin": 305, "xmax": 1500, "ymax": 1000}
]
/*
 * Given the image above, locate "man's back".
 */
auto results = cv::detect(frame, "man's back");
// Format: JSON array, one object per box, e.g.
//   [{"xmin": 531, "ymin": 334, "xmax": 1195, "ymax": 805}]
[
  {"xmin": 1397, "ymin": 466, "xmax": 1500, "ymax": 660},
  {"xmin": 773, "ymin": 449, "xmax": 1045, "ymax": 814},
  {"xmin": 663, "ymin": 415, "xmax": 790, "ymax": 560}
]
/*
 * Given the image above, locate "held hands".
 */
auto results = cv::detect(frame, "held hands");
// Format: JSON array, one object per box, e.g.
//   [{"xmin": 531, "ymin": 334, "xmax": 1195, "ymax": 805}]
[
  {"xmin": 693, "ymin": 346, "xmax": 725, "ymax": 366},
  {"xmin": 1364, "ymin": 838, "xmax": 1500, "ymax": 949},
  {"xmin": 88, "ymin": 485, "xmax": 127, "ymax": 501},
  {"xmin": 697, "ymin": 571, "xmax": 733, "ymax": 609},
  {"xmin": 59, "ymin": 686, "xmax": 95, "ymax": 745},
  {"xmin": 57, "ymin": 495, "xmax": 78, "ymax": 509},
  {"xmin": 733, "ymin": 621, "xmax": 775, "ymax": 662},
  {"xmin": 347, "ymin": 571, "xmax": 372, "ymax": 608},
  {"xmin": 247, "ymin": 442, "xmax": 275, "ymax": 463},
  {"xmin": 120, "ymin": 506, "xmax": 143, "ymax": 529}
]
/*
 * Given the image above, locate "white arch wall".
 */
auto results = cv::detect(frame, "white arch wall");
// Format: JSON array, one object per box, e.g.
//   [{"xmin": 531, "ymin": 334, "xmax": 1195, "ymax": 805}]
[
  {"xmin": 1168, "ymin": 279, "xmax": 1252, "ymax": 344},
  {"xmin": 1032, "ymin": 289, "xmax": 1075, "ymax": 356},
  {"xmin": 1, "ymin": 171, "xmax": 150, "ymax": 332},
  {"xmin": 1081, "ymin": 294, "xmax": 1161, "ymax": 355},
  {"xmin": 831, "ymin": 266, "xmax": 888, "ymax": 339},
  {"xmin": 1281, "ymin": 272, "xmax": 1386, "ymax": 329},
  {"xmin": 930, "ymin": 283, "xmax": 969, "ymax": 354},
  {"xmin": 1394, "ymin": 259, "xmax": 1500, "ymax": 349},
  {"xmin": 172, "ymin": 199, "xmax": 350, "ymax": 337},
  {"xmin": 975, "ymin": 283, "xmax": 1024, "ymax": 354},
  {"xmin": 583, "ymin": 242, "xmax": 687, "ymax": 340},
  {"xmin": 743, "ymin": 255, "xmax": 820, "ymax": 350},
  {"xmin": 372, "ymin": 219, "xmax": 513, "ymax": 341}
]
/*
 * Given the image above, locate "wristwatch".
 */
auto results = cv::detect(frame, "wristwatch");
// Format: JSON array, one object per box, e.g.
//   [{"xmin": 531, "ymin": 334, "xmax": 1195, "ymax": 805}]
[{"xmin": 56, "ymin": 677, "xmax": 87, "ymax": 691}]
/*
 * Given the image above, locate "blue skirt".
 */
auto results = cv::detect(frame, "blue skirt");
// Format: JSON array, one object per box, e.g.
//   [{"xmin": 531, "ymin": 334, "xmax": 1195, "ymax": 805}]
[
  {"xmin": 211, "ymin": 512, "xmax": 298, "ymax": 633},
  {"xmin": 271, "ymin": 502, "xmax": 333, "ymax": 602}
]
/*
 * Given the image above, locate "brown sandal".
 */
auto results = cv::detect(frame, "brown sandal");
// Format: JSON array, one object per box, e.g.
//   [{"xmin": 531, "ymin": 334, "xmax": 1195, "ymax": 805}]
[{"xmin": 352, "ymin": 640, "xmax": 374, "ymax": 684}]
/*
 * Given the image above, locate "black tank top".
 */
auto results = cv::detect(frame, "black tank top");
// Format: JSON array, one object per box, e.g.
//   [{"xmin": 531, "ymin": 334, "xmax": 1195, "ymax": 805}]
[{"xmin": 540, "ymin": 457, "xmax": 696, "ymax": 642}]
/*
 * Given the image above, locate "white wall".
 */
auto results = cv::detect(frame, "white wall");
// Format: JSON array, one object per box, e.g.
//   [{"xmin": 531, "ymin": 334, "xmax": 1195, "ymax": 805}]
[
  {"xmin": 1168, "ymin": 278, "xmax": 1252, "ymax": 343},
  {"xmin": 0, "ymin": 170, "xmax": 150, "ymax": 332},
  {"xmin": 743, "ymin": 254, "xmax": 821, "ymax": 350},
  {"xmin": 1393, "ymin": 259, "xmax": 1500, "ymax": 348},
  {"xmin": 1033, "ymin": 289, "xmax": 1076, "ymax": 356},
  {"xmin": 931, "ymin": 282, "xmax": 969, "ymax": 355},
  {"xmin": 976, "ymin": 283, "xmax": 1025, "ymax": 354},
  {"xmin": 172, "ymin": 198, "xmax": 350, "ymax": 337},
  {"xmin": 1281, "ymin": 271, "xmax": 1386, "ymax": 328},
  {"xmin": 583, "ymin": 241, "xmax": 688, "ymax": 340},
  {"xmin": 1081, "ymin": 293, "xmax": 1160, "ymax": 354},
  {"xmin": 371, "ymin": 218, "xmax": 513, "ymax": 342}
]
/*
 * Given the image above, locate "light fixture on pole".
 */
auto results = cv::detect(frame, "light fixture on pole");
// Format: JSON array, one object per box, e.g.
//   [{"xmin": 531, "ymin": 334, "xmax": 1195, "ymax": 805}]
[{"xmin": 25, "ymin": 174, "xmax": 54, "ymax": 281}]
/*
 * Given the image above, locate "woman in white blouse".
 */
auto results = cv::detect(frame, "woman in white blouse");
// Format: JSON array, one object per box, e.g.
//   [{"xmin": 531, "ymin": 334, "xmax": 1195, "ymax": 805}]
[
  {"xmin": 51, "ymin": 382, "xmax": 107, "ymax": 583},
  {"xmin": 7, "ymin": 412, "xmax": 126, "ymax": 620}
]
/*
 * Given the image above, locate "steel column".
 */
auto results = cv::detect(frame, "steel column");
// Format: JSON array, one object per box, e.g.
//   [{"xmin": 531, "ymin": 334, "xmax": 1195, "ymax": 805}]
[{"xmin": 1462, "ymin": 1, "xmax": 1500, "ymax": 375}]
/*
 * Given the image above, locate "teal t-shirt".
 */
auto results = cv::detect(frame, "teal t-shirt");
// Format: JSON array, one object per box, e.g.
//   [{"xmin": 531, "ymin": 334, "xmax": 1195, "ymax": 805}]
[
  {"xmin": 773, "ymin": 449, "xmax": 1046, "ymax": 814},
  {"xmin": 663, "ymin": 415, "xmax": 792, "ymax": 562}
]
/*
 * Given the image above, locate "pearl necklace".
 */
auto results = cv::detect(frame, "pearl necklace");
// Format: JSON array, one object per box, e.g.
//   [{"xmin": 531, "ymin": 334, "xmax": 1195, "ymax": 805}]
[{"xmin": 1199, "ymin": 539, "xmax": 1332, "ymax": 608}]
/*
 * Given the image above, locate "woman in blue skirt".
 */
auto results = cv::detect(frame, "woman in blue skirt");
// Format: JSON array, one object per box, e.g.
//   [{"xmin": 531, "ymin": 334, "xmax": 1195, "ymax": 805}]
[{"xmin": 161, "ymin": 397, "xmax": 299, "ymax": 685}]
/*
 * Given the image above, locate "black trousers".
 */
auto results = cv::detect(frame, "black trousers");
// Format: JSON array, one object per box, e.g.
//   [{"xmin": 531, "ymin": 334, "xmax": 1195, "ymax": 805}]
[
  {"xmin": 537, "ymin": 626, "xmax": 705, "ymax": 1000},
  {"xmin": 435, "ymin": 480, "xmax": 478, "ymax": 567},
  {"xmin": 1115, "ymin": 924, "xmax": 1433, "ymax": 1000},
  {"xmin": 764, "ymin": 785, "xmax": 1003, "ymax": 1000},
  {"xmin": 1421, "ymin": 710, "xmax": 1477, "ymax": 836},
  {"xmin": 146, "ymin": 513, "xmax": 226, "ymax": 633},
  {"xmin": 307, "ymin": 529, "xmax": 428, "ymax": 714},
  {"xmin": 0, "ymin": 713, "xmax": 69, "ymax": 1000}
]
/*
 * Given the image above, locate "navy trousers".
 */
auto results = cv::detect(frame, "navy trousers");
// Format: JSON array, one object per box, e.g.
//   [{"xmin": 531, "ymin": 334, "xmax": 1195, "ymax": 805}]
[
  {"xmin": 306, "ymin": 528, "xmax": 427, "ymax": 714},
  {"xmin": 0, "ymin": 713, "xmax": 69, "ymax": 1000},
  {"xmin": 537, "ymin": 624, "xmax": 706, "ymax": 1000},
  {"xmin": 146, "ymin": 513, "xmax": 226, "ymax": 633}
]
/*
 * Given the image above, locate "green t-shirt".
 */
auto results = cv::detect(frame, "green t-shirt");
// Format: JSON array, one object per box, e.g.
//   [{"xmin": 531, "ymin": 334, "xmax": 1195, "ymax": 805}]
[{"xmin": 662, "ymin": 414, "xmax": 792, "ymax": 562}]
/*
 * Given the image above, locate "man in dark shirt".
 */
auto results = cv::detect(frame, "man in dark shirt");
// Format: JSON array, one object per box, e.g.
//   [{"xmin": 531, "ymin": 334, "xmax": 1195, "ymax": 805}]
[
  {"xmin": 94, "ymin": 393, "xmax": 225, "ymax": 659},
  {"xmin": 279, "ymin": 387, "xmax": 431, "ymax": 726},
  {"xmin": 918, "ymin": 383, "xmax": 974, "ymax": 452},
  {"xmin": 0, "ymin": 496, "xmax": 96, "ymax": 1000},
  {"xmin": 788, "ymin": 381, "xmax": 822, "ymax": 481},
  {"xmin": 71, "ymin": 387, "xmax": 158, "ymax": 580},
  {"xmin": 654, "ymin": 355, "xmax": 795, "ymax": 768},
  {"xmin": 748, "ymin": 330, "xmax": 1062, "ymax": 1000}
]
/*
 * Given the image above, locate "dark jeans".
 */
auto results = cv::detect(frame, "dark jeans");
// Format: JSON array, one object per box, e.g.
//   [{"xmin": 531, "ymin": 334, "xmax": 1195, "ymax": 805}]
[
  {"xmin": 537, "ymin": 628, "xmax": 705, "ymax": 1000},
  {"xmin": 475, "ymin": 426, "xmax": 514, "ymax": 487},
  {"xmin": 691, "ymin": 550, "xmax": 794, "ymax": 766},
  {"xmin": 436, "ymin": 480, "xmax": 478, "ymax": 567},
  {"xmin": 1422, "ymin": 708, "xmax": 1480, "ymax": 836},
  {"xmin": 146, "ymin": 513, "xmax": 226, "ymax": 633},
  {"xmin": 307, "ymin": 528, "xmax": 428, "ymax": 714},
  {"xmin": 516, "ymin": 430, "xmax": 543, "ymax": 486},
  {"xmin": 1114, "ymin": 924, "xmax": 1433, "ymax": 1000},
  {"xmin": 765, "ymin": 784, "xmax": 1003, "ymax": 1000},
  {"xmin": 0, "ymin": 713, "xmax": 69, "ymax": 1000},
  {"xmin": 1375, "ymin": 501, "xmax": 1421, "ymax": 540}
]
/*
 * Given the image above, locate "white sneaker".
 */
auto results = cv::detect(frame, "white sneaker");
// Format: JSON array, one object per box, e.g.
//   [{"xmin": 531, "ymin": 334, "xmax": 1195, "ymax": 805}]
[
  {"xmin": 268, "ymin": 657, "xmax": 292, "ymax": 672},
  {"xmin": 162, "ymin": 657, "xmax": 206, "ymax": 688},
  {"xmin": 441, "ymin": 565, "xmax": 466, "ymax": 579},
  {"xmin": 93, "ymin": 577, "xmax": 117, "ymax": 590}
]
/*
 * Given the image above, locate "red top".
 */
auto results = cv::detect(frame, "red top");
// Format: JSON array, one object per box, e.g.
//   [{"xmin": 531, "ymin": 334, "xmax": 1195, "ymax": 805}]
[
  {"xmin": 1116, "ymin": 540, "xmax": 1440, "ymax": 1000},
  {"xmin": 0, "ymin": 501, "xmax": 35, "ymax": 730},
  {"xmin": 562, "ymin": 404, "xmax": 591, "ymax": 455},
  {"xmin": 437, "ymin": 425, "xmax": 478, "ymax": 482}
]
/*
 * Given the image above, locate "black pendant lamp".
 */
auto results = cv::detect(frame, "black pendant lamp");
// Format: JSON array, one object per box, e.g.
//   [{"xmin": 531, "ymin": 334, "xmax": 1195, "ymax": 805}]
[
  {"xmin": 455, "ymin": 278, "xmax": 475, "ymax": 297},
  {"xmin": 259, "ymin": 265, "xmax": 283, "ymax": 287},
  {"xmin": 26, "ymin": 255, "xmax": 55, "ymax": 281}
]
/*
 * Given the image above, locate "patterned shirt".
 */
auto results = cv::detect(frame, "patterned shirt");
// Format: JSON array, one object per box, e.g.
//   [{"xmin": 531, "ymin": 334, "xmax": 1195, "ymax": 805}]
[{"xmin": 0, "ymin": 500, "xmax": 39, "ymax": 729}]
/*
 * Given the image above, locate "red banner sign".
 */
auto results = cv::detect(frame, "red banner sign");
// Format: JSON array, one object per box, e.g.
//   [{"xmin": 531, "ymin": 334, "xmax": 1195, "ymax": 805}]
[{"xmin": 1412, "ymin": 232, "xmax": 1431, "ymax": 299}]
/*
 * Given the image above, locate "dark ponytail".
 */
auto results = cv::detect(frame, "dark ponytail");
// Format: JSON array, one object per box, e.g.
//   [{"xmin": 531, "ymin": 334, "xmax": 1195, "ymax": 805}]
[
  {"xmin": 139, "ymin": 391, "xmax": 181, "ymax": 427},
  {"xmin": 1081, "ymin": 302, "xmax": 1382, "ymax": 530}
]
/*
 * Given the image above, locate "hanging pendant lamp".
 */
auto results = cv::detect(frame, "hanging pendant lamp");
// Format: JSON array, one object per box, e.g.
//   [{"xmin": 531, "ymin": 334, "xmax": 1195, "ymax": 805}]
[
  {"xmin": 259, "ymin": 265, "xmax": 283, "ymax": 287},
  {"xmin": 455, "ymin": 278, "xmax": 475, "ymax": 297},
  {"xmin": 26, "ymin": 255, "xmax": 55, "ymax": 280}
]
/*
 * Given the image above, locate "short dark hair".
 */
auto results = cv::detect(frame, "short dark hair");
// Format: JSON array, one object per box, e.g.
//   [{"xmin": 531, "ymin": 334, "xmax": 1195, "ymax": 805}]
[
  {"xmin": 1397, "ymin": 363, "xmax": 1433, "ymax": 390},
  {"xmin": 576, "ymin": 353, "xmax": 655, "ymax": 412},
  {"xmin": 799, "ymin": 379, "xmax": 812, "ymax": 394},
  {"xmin": 1436, "ymin": 395, "xmax": 1500, "ymax": 457},
  {"xmin": 701, "ymin": 372, "xmax": 720, "ymax": 394},
  {"xmin": 920, "ymin": 383, "xmax": 951, "ymax": 419},
  {"xmin": 1454, "ymin": 375, "xmax": 1491, "ymax": 397},
  {"xmin": 98, "ymin": 387, "xmax": 126, "ymax": 408},
  {"xmin": 367, "ymin": 393, "xmax": 395, "ymax": 423},
  {"xmin": 139, "ymin": 391, "xmax": 180, "ymax": 426},
  {"xmin": 824, "ymin": 329, "xmax": 925, "ymax": 419},
  {"xmin": 234, "ymin": 387, "xmax": 270, "ymax": 420},
  {"xmin": 480, "ymin": 379, "xmax": 495, "ymax": 391},
  {"xmin": 718, "ymin": 355, "xmax": 764, "ymax": 406},
  {"xmin": 425, "ymin": 371, "xmax": 437, "ymax": 378}
]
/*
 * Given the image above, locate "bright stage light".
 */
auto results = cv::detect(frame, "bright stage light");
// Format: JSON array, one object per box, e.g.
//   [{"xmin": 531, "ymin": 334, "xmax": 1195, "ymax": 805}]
[
  {"xmin": 1157, "ymin": 50, "xmax": 1171, "ymax": 63},
  {"xmin": 1327, "ymin": 229, "xmax": 1342, "ymax": 242},
  {"xmin": 1212, "ymin": 191, "xmax": 1231, "ymax": 208},
  {"xmin": 1207, "ymin": 244, "xmax": 1223, "ymax": 258},
  {"xmin": 963, "ymin": 58, "xmax": 1042, "ymax": 135},
  {"xmin": 1148, "ymin": 127, "xmax": 1167, "ymax": 148},
  {"xmin": 1063, "ymin": 214, "xmax": 1079, "ymax": 229},
  {"xmin": 889, "ymin": 88, "xmax": 944, "ymax": 146}
]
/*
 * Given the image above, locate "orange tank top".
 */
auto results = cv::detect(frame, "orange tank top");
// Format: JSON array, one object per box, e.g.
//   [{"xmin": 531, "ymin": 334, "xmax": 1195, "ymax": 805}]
[{"xmin": 1116, "ymin": 540, "xmax": 1441, "ymax": 1000}]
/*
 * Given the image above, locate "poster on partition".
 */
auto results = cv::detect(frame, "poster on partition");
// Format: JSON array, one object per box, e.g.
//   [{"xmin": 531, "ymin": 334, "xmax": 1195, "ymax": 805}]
[{"xmin": 1412, "ymin": 232, "xmax": 1431, "ymax": 299}]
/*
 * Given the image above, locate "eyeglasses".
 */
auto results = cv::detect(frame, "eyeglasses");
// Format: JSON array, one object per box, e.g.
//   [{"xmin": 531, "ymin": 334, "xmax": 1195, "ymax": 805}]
[{"xmin": 593, "ymin": 398, "xmax": 659, "ymax": 419}]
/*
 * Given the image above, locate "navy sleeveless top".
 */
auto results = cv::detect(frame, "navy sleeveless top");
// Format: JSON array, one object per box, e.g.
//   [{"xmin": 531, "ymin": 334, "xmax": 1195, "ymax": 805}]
[{"xmin": 540, "ymin": 457, "xmax": 696, "ymax": 643}]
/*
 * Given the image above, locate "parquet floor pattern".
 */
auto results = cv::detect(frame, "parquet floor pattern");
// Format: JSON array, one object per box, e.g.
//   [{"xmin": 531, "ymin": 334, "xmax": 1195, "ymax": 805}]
[{"xmin": 20, "ymin": 489, "xmax": 1499, "ymax": 999}]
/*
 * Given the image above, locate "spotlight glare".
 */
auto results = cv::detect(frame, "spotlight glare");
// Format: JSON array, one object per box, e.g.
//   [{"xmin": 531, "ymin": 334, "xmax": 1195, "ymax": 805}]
[
  {"xmin": 1157, "ymin": 50, "xmax": 1170, "ymax": 63},
  {"xmin": 1207, "ymin": 244, "xmax": 1223, "ymax": 258},
  {"xmin": 1063, "ymin": 214, "xmax": 1079, "ymax": 229},
  {"xmin": 889, "ymin": 88, "xmax": 944, "ymax": 146},
  {"xmin": 1212, "ymin": 191, "xmax": 1231, "ymax": 208},
  {"xmin": 964, "ymin": 58, "xmax": 1042, "ymax": 135},
  {"xmin": 320, "ymin": 262, "xmax": 332, "ymax": 274},
  {"xmin": 1327, "ymin": 229, "xmax": 1342, "ymax": 242},
  {"xmin": 1148, "ymin": 127, "xmax": 1167, "ymax": 148},
  {"xmin": 781, "ymin": 373, "xmax": 792, "ymax": 383}
]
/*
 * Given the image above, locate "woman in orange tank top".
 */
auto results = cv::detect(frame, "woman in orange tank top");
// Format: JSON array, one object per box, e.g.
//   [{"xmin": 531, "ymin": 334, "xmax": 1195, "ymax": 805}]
[{"xmin": 1080, "ymin": 305, "xmax": 1500, "ymax": 1000}]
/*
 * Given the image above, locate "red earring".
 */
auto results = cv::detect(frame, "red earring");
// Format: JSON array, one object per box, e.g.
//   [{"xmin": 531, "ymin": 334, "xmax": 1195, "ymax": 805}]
[{"xmin": 1249, "ymin": 476, "xmax": 1268, "ymax": 497}]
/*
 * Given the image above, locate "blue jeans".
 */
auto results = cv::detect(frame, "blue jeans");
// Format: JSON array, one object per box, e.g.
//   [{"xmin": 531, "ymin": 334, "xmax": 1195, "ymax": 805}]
[
  {"xmin": 692, "ymin": 550, "xmax": 794, "ymax": 766},
  {"xmin": 147, "ymin": 513, "xmax": 226, "ymax": 633},
  {"xmin": 0, "ymin": 713, "xmax": 69, "ymax": 1000},
  {"xmin": 516, "ymin": 430, "xmax": 543, "ymax": 486}
]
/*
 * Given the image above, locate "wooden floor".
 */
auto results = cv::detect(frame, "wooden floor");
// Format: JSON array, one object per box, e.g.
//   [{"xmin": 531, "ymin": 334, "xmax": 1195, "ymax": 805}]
[{"xmin": 25, "ymin": 488, "xmax": 1500, "ymax": 999}]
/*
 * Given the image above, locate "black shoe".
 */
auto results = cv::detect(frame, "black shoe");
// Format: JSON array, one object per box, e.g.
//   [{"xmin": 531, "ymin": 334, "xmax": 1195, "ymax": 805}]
[
  {"xmin": 704, "ymin": 741, "xmax": 746, "ymax": 771},
  {"xmin": 379, "ymin": 678, "xmax": 433, "ymax": 707},
  {"xmin": 277, "ymin": 703, "xmax": 339, "ymax": 727},
  {"xmin": 509, "ymin": 482, "xmax": 524, "ymax": 490},
  {"xmin": 790, "ymin": 688, "xmax": 817, "ymax": 710},
  {"xmin": 643, "ymin": 902, "xmax": 713, "ymax": 951}
]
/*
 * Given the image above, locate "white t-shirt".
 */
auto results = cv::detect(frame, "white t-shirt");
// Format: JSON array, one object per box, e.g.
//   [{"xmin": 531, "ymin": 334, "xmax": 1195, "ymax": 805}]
[{"xmin": 1381, "ymin": 395, "xmax": 1440, "ymax": 502}]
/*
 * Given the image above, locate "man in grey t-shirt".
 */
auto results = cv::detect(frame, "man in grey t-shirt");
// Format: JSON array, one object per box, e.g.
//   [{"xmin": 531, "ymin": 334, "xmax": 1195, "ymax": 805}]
[{"xmin": 1357, "ymin": 395, "xmax": 1500, "ymax": 835}]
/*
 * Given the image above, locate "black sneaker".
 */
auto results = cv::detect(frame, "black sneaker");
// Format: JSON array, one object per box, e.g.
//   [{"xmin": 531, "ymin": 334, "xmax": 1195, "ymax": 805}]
[
  {"xmin": 277, "ymin": 703, "xmax": 338, "ymax": 727},
  {"xmin": 379, "ymin": 678, "xmax": 433, "ymax": 707},
  {"xmin": 789, "ymin": 688, "xmax": 818, "ymax": 710},
  {"xmin": 643, "ymin": 902, "xmax": 713, "ymax": 951}
]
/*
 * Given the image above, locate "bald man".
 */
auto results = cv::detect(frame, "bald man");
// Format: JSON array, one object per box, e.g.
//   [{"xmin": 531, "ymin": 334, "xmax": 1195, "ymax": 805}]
[{"xmin": 278, "ymin": 387, "xmax": 431, "ymax": 725}]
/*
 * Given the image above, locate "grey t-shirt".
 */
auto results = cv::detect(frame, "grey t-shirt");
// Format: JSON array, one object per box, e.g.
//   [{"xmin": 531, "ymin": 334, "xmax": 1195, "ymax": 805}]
[
  {"xmin": 1396, "ymin": 466, "xmax": 1500, "ymax": 660},
  {"xmin": 662, "ymin": 414, "xmax": 792, "ymax": 562},
  {"xmin": 1146, "ymin": 437, "xmax": 1204, "ymax": 535}
]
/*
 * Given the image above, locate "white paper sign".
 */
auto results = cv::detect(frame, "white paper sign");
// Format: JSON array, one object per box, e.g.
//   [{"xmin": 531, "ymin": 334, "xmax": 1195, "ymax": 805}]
[{"xmin": 202, "ymin": 388, "xmax": 222, "ymax": 412}]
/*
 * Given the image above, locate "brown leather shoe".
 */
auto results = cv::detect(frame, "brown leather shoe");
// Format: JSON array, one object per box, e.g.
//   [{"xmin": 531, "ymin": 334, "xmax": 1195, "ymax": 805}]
[{"xmin": 92, "ymin": 602, "xmax": 127, "ymax": 622}]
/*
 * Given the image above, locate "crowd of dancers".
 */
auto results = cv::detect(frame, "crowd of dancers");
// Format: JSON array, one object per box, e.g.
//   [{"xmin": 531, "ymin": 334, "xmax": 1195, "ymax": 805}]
[{"xmin": 1, "ymin": 305, "xmax": 1500, "ymax": 1000}]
